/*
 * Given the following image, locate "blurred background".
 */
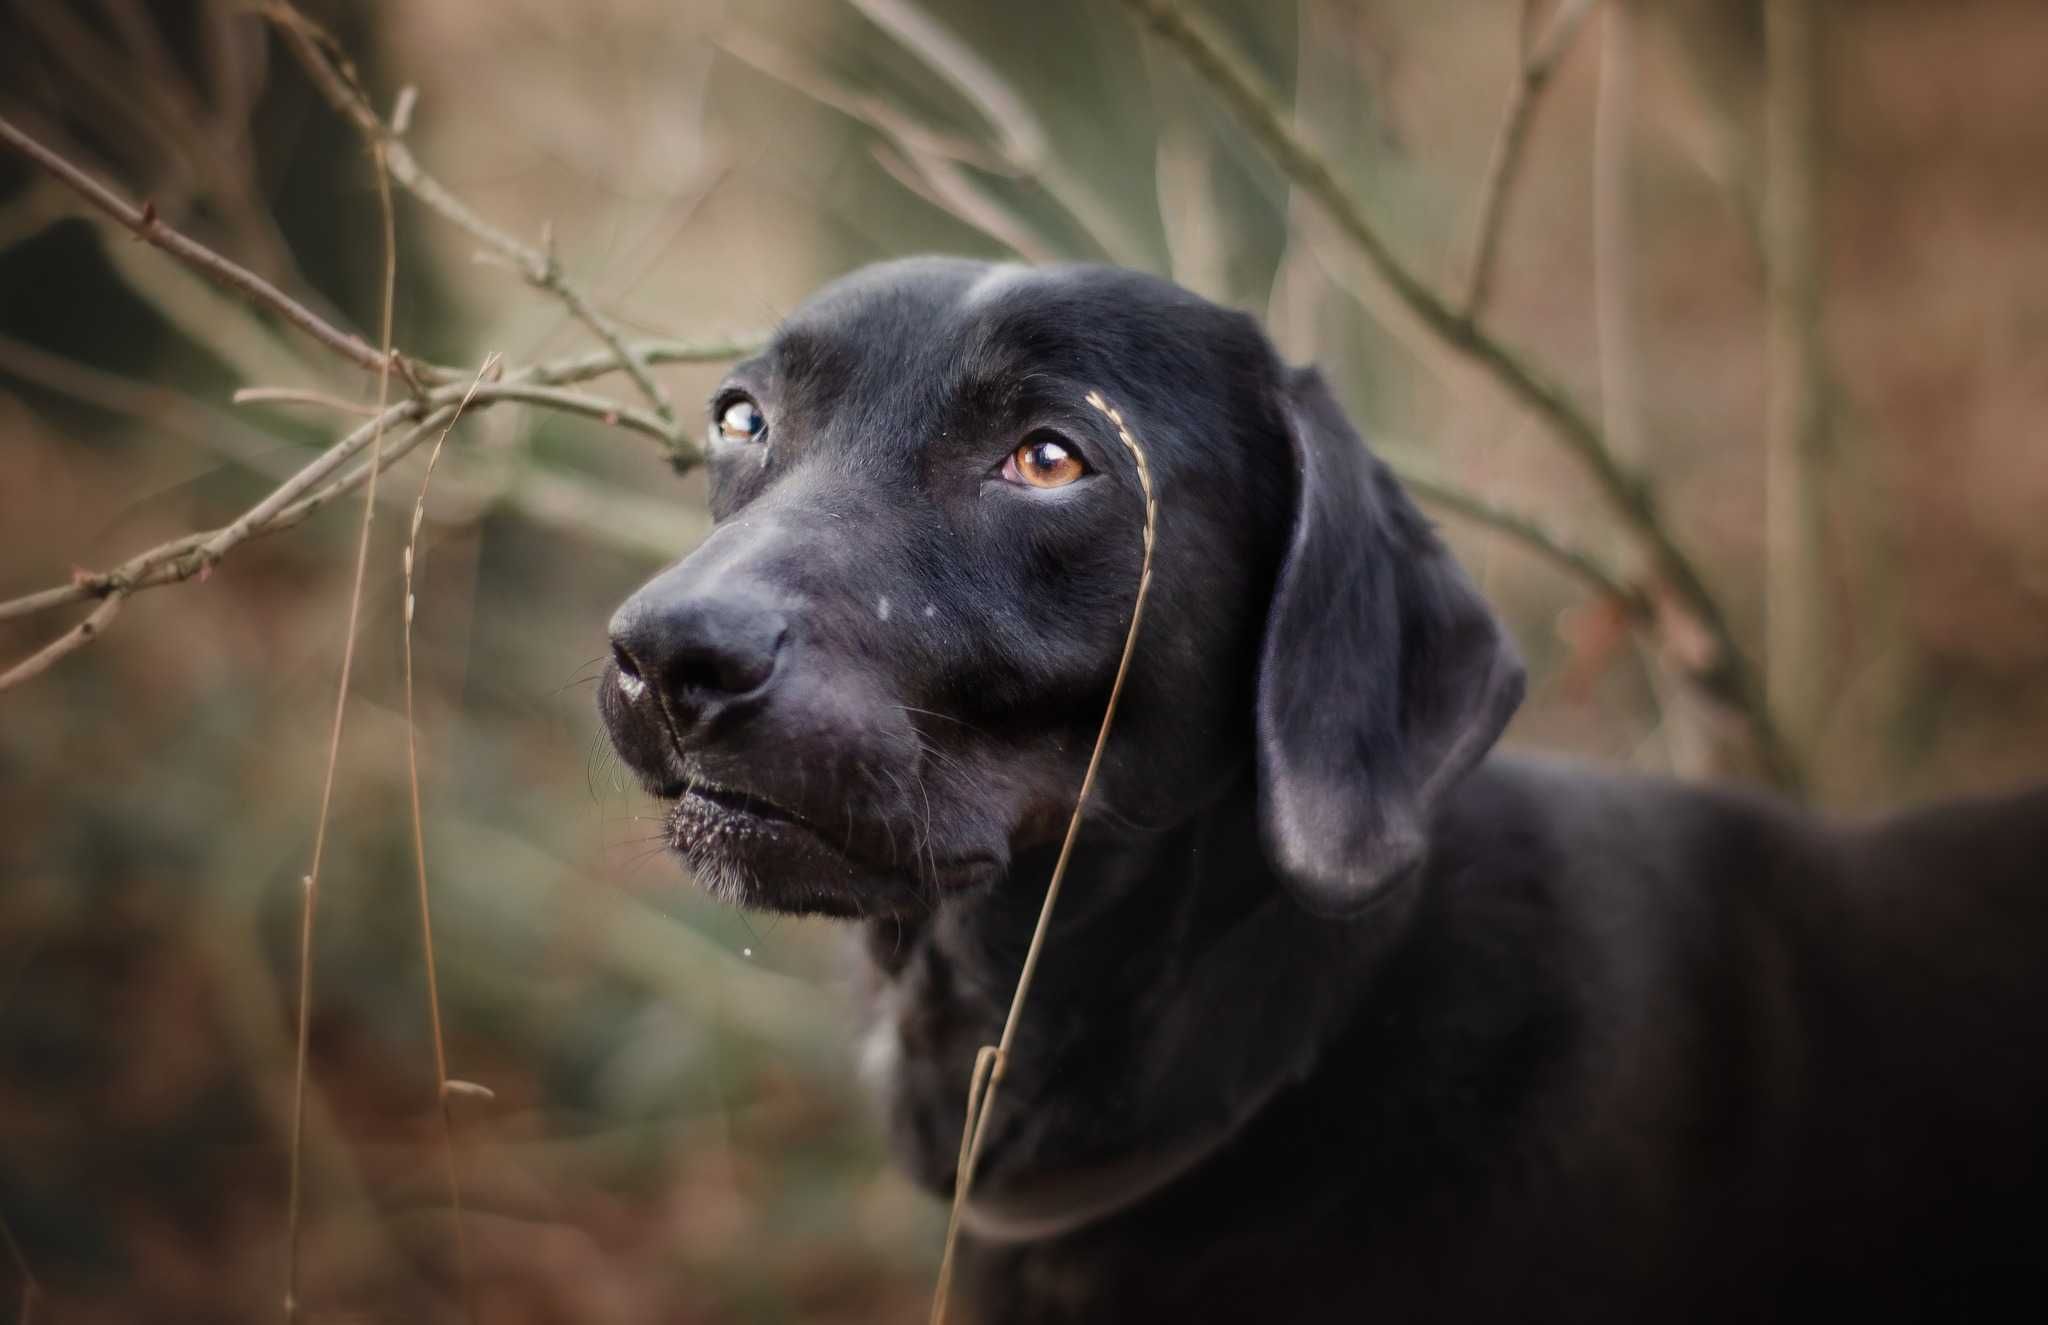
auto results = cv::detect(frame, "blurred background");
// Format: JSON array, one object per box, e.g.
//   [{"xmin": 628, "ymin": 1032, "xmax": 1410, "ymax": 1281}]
[{"xmin": 2, "ymin": 0, "xmax": 2045, "ymax": 1319}]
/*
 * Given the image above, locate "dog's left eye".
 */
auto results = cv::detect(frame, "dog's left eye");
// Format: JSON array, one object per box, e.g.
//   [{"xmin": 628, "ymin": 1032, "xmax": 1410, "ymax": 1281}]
[
  {"xmin": 713, "ymin": 395, "xmax": 767, "ymax": 445},
  {"xmin": 1002, "ymin": 432, "xmax": 1089, "ymax": 489}
]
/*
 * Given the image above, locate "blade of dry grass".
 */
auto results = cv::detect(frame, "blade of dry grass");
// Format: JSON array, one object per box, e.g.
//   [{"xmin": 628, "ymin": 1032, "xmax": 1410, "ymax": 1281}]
[
  {"xmin": 283, "ymin": 138, "xmax": 398, "ymax": 1325},
  {"xmin": 400, "ymin": 354, "xmax": 501, "ymax": 1325},
  {"xmin": 929, "ymin": 389, "xmax": 1157, "ymax": 1325}
]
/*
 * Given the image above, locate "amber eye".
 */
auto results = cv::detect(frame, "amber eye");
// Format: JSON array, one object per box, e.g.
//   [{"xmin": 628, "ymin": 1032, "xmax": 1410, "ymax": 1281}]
[
  {"xmin": 1002, "ymin": 432, "xmax": 1089, "ymax": 489},
  {"xmin": 712, "ymin": 394, "xmax": 766, "ymax": 445}
]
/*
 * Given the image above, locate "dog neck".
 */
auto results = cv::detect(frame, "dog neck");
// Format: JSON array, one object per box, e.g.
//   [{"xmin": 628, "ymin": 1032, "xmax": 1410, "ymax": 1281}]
[{"xmin": 863, "ymin": 781, "xmax": 1418, "ymax": 1242}]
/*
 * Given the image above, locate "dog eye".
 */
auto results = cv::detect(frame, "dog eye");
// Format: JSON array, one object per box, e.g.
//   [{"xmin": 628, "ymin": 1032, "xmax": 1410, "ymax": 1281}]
[
  {"xmin": 713, "ymin": 395, "xmax": 766, "ymax": 445},
  {"xmin": 1002, "ymin": 432, "xmax": 1089, "ymax": 489}
]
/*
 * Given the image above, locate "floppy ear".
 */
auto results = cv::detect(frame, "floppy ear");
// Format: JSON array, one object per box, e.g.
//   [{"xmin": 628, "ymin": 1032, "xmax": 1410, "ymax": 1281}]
[{"xmin": 1256, "ymin": 367, "xmax": 1525, "ymax": 916}]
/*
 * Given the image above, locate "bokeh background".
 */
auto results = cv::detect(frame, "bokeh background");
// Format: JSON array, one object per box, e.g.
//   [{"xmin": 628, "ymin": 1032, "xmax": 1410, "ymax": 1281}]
[{"xmin": 3, "ymin": 1, "xmax": 2045, "ymax": 1320}]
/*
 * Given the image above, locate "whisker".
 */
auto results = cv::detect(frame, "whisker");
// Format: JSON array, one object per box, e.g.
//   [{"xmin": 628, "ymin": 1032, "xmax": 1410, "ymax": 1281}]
[{"xmin": 897, "ymin": 703, "xmax": 991, "ymax": 739}]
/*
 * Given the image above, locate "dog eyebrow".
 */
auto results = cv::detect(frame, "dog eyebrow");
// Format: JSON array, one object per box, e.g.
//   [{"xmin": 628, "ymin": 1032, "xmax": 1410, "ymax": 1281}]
[{"xmin": 762, "ymin": 328, "xmax": 841, "ymax": 390}]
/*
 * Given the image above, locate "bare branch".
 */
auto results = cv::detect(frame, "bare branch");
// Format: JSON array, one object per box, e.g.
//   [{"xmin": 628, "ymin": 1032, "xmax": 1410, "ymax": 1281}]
[
  {"xmin": 263, "ymin": 2, "xmax": 680, "ymax": 441},
  {"xmin": 1459, "ymin": 0, "xmax": 1601, "ymax": 316},
  {"xmin": 232, "ymin": 386, "xmax": 383, "ymax": 416},
  {"xmin": 1391, "ymin": 462, "xmax": 1649, "ymax": 615},
  {"xmin": 0, "ymin": 592, "xmax": 125, "ymax": 692},
  {"xmin": 1119, "ymin": 0, "xmax": 1801, "ymax": 791},
  {"xmin": 0, "ymin": 111, "xmax": 400, "ymax": 379},
  {"xmin": 1593, "ymin": 2, "xmax": 1647, "ymax": 466},
  {"xmin": 525, "ymin": 334, "xmax": 766, "ymax": 388},
  {"xmin": 0, "ymin": 376, "xmax": 683, "ymax": 640}
]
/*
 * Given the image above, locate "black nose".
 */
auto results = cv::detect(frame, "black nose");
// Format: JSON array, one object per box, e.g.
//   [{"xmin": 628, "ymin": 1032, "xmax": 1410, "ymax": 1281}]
[{"xmin": 608, "ymin": 588, "xmax": 788, "ymax": 728}]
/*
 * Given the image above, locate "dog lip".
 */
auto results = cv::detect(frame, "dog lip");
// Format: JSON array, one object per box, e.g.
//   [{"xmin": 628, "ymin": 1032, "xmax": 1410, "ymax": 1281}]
[
  {"xmin": 670, "ymin": 780, "xmax": 849, "ymax": 863},
  {"xmin": 667, "ymin": 780, "xmax": 1002, "ymax": 887},
  {"xmin": 683, "ymin": 780, "xmax": 806, "ymax": 826}
]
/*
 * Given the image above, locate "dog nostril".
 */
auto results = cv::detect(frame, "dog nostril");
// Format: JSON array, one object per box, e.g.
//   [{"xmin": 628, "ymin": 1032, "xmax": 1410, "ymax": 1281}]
[
  {"xmin": 611, "ymin": 596, "xmax": 785, "ymax": 718},
  {"xmin": 673, "ymin": 642, "xmax": 775, "ymax": 698},
  {"xmin": 611, "ymin": 642, "xmax": 649, "ymax": 700}
]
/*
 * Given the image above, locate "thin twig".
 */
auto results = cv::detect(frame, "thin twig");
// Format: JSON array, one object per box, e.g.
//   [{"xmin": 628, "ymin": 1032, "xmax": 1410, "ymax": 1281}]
[
  {"xmin": 1393, "ymin": 465, "xmax": 1647, "ymax": 615},
  {"xmin": 0, "ymin": 373, "xmax": 687, "ymax": 653},
  {"xmin": 284, "ymin": 140, "xmax": 399, "ymax": 1325},
  {"xmin": 0, "ymin": 111, "xmax": 406, "ymax": 381},
  {"xmin": 14, "ymin": 404, "xmax": 454, "ymax": 628},
  {"xmin": 0, "ymin": 591, "xmax": 124, "ymax": 692},
  {"xmin": 930, "ymin": 390, "xmax": 1157, "ymax": 1325},
  {"xmin": 1459, "ymin": 0, "xmax": 1601, "ymax": 316},
  {"xmin": 1593, "ymin": 2, "xmax": 1647, "ymax": 467},
  {"xmin": 1762, "ymin": 0, "xmax": 1832, "ymax": 762},
  {"xmin": 1119, "ymin": 0, "xmax": 1800, "ymax": 791},
  {"xmin": 262, "ymin": 2, "xmax": 680, "ymax": 440},
  {"xmin": 521, "ymin": 335, "xmax": 765, "ymax": 388},
  {"xmin": 233, "ymin": 386, "xmax": 383, "ymax": 417},
  {"xmin": 402, "ymin": 355, "xmax": 500, "ymax": 1325},
  {"xmin": 0, "ymin": 116, "xmax": 753, "ymax": 398}
]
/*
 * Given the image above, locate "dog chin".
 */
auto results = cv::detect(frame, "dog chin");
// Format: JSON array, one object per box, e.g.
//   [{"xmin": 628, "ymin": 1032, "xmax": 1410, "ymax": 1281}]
[{"xmin": 665, "ymin": 789, "xmax": 968, "ymax": 918}]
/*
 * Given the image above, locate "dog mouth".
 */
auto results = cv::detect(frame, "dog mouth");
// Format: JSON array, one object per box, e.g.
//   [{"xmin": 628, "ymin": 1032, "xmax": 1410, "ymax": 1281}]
[
  {"xmin": 676, "ymin": 781, "xmax": 815, "ymax": 834},
  {"xmin": 657, "ymin": 777, "xmax": 1000, "ymax": 915},
  {"xmin": 665, "ymin": 778, "xmax": 845, "ymax": 868}
]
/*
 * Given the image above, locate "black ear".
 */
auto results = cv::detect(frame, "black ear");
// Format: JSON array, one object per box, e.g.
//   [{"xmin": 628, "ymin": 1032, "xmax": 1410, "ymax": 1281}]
[{"xmin": 1255, "ymin": 367, "xmax": 1525, "ymax": 916}]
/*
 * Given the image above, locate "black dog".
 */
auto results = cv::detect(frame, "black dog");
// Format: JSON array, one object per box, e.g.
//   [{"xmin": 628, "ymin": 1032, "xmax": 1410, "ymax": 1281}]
[{"xmin": 599, "ymin": 258, "xmax": 2048, "ymax": 1322}]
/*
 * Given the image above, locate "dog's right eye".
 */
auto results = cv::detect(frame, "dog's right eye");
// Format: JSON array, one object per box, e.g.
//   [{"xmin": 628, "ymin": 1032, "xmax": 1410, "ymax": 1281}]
[
  {"xmin": 1002, "ymin": 432, "xmax": 1089, "ymax": 489},
  {"xmin": 712, "ymin": 394, "xmax": 767, "ymax": 446}
]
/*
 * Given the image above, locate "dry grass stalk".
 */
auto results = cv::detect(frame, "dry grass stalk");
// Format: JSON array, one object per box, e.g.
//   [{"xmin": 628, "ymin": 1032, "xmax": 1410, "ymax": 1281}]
[
  {"xmin": 400, "ymin": 354, "xmax": 503, "ymax": 1325},
  {"xmin": 929, "ymin": 390, "xmax": 1158, "ymax": 1325},
  {"xmin": 283, "ymin": 140, "xmax": 399, "ymax": 1325}
]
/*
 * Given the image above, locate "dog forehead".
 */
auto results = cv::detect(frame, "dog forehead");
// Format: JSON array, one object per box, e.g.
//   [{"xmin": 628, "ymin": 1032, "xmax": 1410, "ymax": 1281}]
[{"xmin": 775, "ymin": 261, "xmax": 1216, "ymax": 409}]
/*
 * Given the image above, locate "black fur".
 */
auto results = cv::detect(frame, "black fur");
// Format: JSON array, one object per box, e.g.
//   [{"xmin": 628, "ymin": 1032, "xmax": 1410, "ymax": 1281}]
[{"xmin": 599, "ymin": 258, "xmax": 2048, "ymax": 1322}]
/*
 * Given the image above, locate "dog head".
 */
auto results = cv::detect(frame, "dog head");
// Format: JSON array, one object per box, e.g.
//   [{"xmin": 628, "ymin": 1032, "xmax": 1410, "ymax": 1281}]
[{"xmin": 599, "ymin": 258, "xmax": 1522, "ymax": 918}]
